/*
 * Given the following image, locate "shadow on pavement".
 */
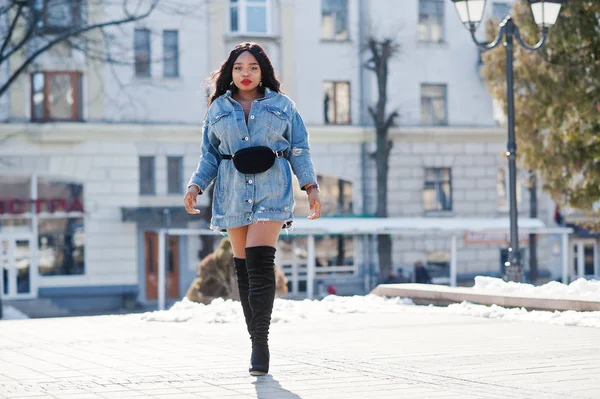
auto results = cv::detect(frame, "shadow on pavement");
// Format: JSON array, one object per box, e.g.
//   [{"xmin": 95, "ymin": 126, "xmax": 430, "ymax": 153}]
[{"xmin": 253, "ymin": 374, "xmax": 302, "ymax": 399}]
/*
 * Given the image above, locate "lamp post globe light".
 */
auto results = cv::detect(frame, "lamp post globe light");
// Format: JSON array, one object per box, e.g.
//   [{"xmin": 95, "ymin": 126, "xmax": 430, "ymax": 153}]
[{"xmin": 450, "ymin": 0, "xmax": 565, "ymax": 282}]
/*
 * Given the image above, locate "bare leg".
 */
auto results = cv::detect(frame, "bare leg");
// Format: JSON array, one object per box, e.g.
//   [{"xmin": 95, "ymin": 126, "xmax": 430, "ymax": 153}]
[
  {"xmin": 246, "ymin": 221, "xmax": 283, "ymax": 248},
  {"xmin": 227, "ymin": 225, "xmax": 249, "ymax": 259}
]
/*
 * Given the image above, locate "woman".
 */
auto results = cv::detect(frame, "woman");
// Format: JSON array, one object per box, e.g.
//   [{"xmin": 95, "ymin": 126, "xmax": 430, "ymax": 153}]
[{"xmin": 184, "ymin": 42, "xmax": 321, "ymax": 376}]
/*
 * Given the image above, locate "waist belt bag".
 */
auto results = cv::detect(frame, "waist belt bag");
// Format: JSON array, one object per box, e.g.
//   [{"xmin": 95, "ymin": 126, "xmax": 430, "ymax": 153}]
[{"xmin": 222, "ymin": 146, "xmax": 287, "ymax": 174}]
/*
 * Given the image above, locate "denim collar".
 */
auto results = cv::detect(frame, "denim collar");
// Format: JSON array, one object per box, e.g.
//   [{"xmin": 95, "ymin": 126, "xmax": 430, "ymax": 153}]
[{"xmin": 225, "ymin": 87, "xmax": 275, "ymax": 102}]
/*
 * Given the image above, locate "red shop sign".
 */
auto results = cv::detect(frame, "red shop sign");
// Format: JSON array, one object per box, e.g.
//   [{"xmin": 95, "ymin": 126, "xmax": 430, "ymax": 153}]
[{"xmin": 0, "ymin": 197, "xmax": 84, "ymax": 215}]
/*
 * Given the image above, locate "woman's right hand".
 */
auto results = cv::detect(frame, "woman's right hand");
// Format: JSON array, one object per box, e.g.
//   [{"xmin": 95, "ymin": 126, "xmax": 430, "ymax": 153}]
[{"xmin": 184, "ymin": 185, "xmax": 201, "ymax": 215}]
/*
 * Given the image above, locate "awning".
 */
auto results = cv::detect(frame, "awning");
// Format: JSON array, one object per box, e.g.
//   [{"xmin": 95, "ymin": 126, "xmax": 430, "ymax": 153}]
[
  {"xmin": 286, "ymin": 217, "xmax": 562, "ymax": 235},
  {"xmin": 120, "ymin": 206, "xmax": 209, "ymax": 225}
]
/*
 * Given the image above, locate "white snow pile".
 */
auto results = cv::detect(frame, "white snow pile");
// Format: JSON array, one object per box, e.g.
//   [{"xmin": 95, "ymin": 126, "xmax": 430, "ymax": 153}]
[
  {"xmin": 447, "ymin": 302, "xmax": 600, "ymax": 328},
  {"xmin": 141, "ymin": 277, "xmax": 600, "ymax": 329},
  {"xmin": 471, "ymin": 276, "xmax": 600, "ymax": 301},
  {"xmin": 141, "ymin": 294, "xmax": 415, "ymax": 323},
  {"xmin": 446, "ymin": 276, "xmax": 600, "ymax": 328},
  {"xmin": 1, "ymin": 306, "xmax": 29, "ymax": 320}
]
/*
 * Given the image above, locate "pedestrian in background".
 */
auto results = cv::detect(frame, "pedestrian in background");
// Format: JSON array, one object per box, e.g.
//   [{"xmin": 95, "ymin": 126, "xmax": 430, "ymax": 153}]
[{"xmin": 414, "ymin": 261, "xmax": 432, "ymax": 284}]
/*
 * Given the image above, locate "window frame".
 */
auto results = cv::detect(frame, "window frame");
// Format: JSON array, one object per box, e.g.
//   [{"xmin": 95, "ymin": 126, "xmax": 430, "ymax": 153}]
[
  {"xmin": 496, "ymin": 167, "xmax": 523, "ymax": 212},
  {"xmin": 30, "ymin": 71, "xmax": 83, "ymax": 122},
  {"xmin": 423, "ymin": 167, "xmax": 453, "ymax": 213},
  {"xmin": 229, "ymin": 0, "xmax": 272, "ymax": 36},
  {"xmin": 139, "ymin": 156, "xmax": 156, "ymax": 196},
  {"xmin": 418, "ymin": 0, "xmax": 445, "ymax": 43},
  {"xmin": 163, "ymin": 30, "xmax": 180, "ymax": 78},
  {"xmin": 35, "ymin": 0, "xmax": 83, "ymax": 32},
  {"xmin": 321, "ymin": 0, "xmax": 350, "ymax": 41},
  {"xmin": 323, "ymin": 81, "xmax": 352, "ymax": 125},
  {"xmin": 167, "ymin": 156, "xmax": 183, "ymax": 195},
  {"xmin": 134, "ymin": 28, "xmax": 152, "ymax": 78},
  {"xmin": 420, "ymin": 83, "xmax": 448, "ymax": 126}
]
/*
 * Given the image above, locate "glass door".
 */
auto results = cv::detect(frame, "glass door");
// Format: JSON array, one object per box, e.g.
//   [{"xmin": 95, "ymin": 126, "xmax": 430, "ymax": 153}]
[
  {"xmin": 571, "ymin": 239, "xmax": 599, "ymax": 281},
  {"xmin": 0, "ymin": 234, "xmax": 36, "ymax": 299}
]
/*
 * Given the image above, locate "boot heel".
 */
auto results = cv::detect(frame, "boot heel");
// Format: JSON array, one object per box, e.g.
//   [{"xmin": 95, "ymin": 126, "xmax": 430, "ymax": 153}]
[{"xmin": 249, "ymin": 343, "xmax": 269, "ymax": 376}]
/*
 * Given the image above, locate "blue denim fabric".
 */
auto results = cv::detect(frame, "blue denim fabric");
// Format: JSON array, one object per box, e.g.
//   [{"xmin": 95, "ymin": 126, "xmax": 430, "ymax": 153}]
[{"xmin": 188, "ymin": 88, "xmax": 317, "ymax": 231}]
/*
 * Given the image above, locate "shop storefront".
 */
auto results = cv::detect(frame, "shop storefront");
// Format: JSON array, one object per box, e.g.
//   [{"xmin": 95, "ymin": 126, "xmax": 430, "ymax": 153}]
[{"xmin": 1, "ymin": 173, "xmax": 85, "ymax": 300}]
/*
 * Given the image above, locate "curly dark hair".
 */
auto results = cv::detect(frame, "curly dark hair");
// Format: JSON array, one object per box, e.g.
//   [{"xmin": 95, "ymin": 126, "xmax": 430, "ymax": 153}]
[{"xmin": 208, "ymin": 42, "xmax": 281, "ymax": 105}]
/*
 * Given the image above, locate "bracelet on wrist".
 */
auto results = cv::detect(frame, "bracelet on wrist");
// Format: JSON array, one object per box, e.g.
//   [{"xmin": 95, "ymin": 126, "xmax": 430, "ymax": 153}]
[{"xmin": 305, "ymin": 183, "xmax": 320, "ymax": 194}]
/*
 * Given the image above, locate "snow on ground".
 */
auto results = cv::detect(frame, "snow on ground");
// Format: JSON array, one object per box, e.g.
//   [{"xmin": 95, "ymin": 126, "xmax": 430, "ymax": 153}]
[
  {"xmin": 472, "ymin": 276, "xmax": 600, "ymax": 301},
  {"xmin": 141, "ymin": 277, "xmax": 600, "ymax": 329},
  {"xmin": 1, "ymin": 306, "xmax": 29, "ymax": 320},
  {"xmin": 141, "ymin": 295, "xmax": 415, "ymax": 323},
  {"xmin": 447, "ymin": 302, "xmax": 600, "ymax": 328}
]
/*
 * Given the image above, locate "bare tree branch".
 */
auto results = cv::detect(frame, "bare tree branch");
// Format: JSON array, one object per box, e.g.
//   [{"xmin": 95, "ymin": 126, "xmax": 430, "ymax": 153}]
[
  {"xmin": 384, "ymin": 110, "xmax": 399, "ymax": 132},
  {"xmin": 0, "ymin": 0, "xmax": 160, "ymax": 97},
  {"xmin": 0, "ymin": 4, "xmax": 38, "ymax": 65},
  {"xmin": 0, "ymin": 1, "xmax": 24, "ymax": 58}
]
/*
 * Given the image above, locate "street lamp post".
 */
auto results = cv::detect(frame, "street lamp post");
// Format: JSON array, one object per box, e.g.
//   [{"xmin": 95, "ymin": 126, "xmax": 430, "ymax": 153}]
[{"xmin": 450, "ymin": 0, "xmax": 565, "ymax": 282}]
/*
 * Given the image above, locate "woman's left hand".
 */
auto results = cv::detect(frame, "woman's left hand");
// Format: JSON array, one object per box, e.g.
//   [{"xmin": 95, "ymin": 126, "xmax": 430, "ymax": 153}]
[{"xmin": 307, "ymin": 191, "xmax": 322, "ymax": 220}]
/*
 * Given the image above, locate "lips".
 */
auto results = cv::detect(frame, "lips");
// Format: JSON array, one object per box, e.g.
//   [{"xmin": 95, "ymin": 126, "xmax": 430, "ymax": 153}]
[{"xmin": 241, "ymin": 79, "xmax": 252, "ymax": 85}]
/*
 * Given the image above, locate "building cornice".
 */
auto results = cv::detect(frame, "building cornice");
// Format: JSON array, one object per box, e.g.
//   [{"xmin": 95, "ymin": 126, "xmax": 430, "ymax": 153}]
[
  {"xmin": 0, "ymin": 122, "xmax": 202, "ymax": 143},
  {"xmin": 0, "ymin": 122, "xmax": 507, "ymax": 144}
]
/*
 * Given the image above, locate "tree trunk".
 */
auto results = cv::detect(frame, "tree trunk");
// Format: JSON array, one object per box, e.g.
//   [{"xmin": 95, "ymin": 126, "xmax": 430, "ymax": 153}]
[
  {"xmin": 528, "ymin": 171, "xmax": 538, "ymax": 284},
  {"xmin": 375, "ymin": 128, "xmax": 393, "ymax": 281},
  {"xmin": 365, "ymin": 38, "xmax": 398, "ymax": 284}
]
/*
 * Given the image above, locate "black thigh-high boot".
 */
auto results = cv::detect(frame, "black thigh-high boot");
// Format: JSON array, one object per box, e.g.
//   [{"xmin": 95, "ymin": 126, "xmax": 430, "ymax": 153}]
[
  {"xmin": 245, "ymin": 246, "xmax": 276, "ymax": 376},
  {"xmin": 233, "ymin": 257, "xmax": 253, "ymax": 341}
]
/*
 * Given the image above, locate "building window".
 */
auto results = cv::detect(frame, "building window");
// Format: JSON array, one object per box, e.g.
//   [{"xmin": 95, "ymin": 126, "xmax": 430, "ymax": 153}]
[
  {"xmin": 135, "ymin": 28, "xmax": 151, "ymax": 77},
  {"xmin": 424, "ymin": 168, "xmax": 452, "ymax": 212},
  {"xmin": 421, "ymin": 84, "xmax": 447, "ymax": 126},
  {"xmin": 418, "ymin": 0, "xmax": 445, "ymax": 42},
  {"xmin": 139, "ymin": 156, "xmax": 155, "ymax": 195},
  {"xmin": 167, "ymin": 156, "xmax": 183, "ymax": 194},
  {"xmin": 293, "ymin": 174, "xmax": 353, "ymax": 217},
  {"xmin": 163, "ymin": 30, "xmax": 179, "ymax": 77},
  {"xmin": 37, "ymin": 179, "xmax": 85, "ymax": 276},
  {"xmin": 321, "ymin": 0, "xmax": 349, "ymax": 40},
  {"xmin": 492, "ymin": 2, "xmax": 512, "ymax": 21},
  {"xmin": 229, "ymin": 0, "xmax": 269, "ymax": 34},
  {"xmin": 31, "ymin": 72, "xmax": 83, "ymax": 122},
  {"xmin": 34, "ymin": 0, "xmax": 83, "ymax": 31},
  {"xmin": 496, "ymin": 168, "xmax": 522, "ymax": 210},
  {"xmin": 323, "ymin": 81, "xmax": 351, "ymax": 125},
  {"xmin": 38, "ymin": 217, "xmax": 85, "ymax": 276}
]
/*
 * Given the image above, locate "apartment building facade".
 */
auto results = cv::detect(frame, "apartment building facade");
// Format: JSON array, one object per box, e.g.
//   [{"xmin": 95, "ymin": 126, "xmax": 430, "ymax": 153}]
[{"xmin": 0, "ymin": 0, "xmax": 596, "ymax": 311}]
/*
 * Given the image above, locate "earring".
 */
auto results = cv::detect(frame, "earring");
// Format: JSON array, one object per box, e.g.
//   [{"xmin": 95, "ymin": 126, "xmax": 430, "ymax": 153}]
[
  {"xmin": 230, "ymin": 81, "xmax": 234, "ymax": 87},
  {"xmin": 259, "ymin": 81, "xmax": 263, "ymax": 87}
]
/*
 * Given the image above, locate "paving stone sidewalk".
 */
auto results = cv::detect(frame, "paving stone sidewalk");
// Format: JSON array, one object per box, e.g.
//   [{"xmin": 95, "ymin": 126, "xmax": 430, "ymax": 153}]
[{"xmin": 1, "ymin": 304, "xmax": 599, "ymax": 399}]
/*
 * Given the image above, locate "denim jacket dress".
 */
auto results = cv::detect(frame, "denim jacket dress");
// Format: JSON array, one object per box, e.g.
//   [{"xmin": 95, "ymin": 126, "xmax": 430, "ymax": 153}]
[{"xmin": 188, "ymin": 88, "xmax": 317, "ymax": 231}]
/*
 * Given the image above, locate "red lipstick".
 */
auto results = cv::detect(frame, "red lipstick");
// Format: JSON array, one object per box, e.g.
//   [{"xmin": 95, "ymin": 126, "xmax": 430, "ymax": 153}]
[{"xmin": 241, "ymin": 79, "xmax": 252, "ymax": 85}]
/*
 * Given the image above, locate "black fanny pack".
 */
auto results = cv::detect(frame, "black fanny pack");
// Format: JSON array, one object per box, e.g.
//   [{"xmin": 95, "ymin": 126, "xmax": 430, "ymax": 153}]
[{"xmin": 222, "ymin": 146, "xmax": 288, "ymax": 174}]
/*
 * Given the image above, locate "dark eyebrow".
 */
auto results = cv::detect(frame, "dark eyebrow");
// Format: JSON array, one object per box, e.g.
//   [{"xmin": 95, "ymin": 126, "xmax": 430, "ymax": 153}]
[{"xmin": 233, "ymin": 62, "xmax": 259, "ymax": 65}]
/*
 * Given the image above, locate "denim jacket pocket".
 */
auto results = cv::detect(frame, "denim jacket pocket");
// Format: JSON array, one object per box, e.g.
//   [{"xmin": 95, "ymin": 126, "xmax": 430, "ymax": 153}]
[
  {"xmin": 209, "ymin": 109, "xmax": 233, "ymax": 139},
  {"xmin": 264, "ymin": 106, "xmax": 289, "ymax": 135}
]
